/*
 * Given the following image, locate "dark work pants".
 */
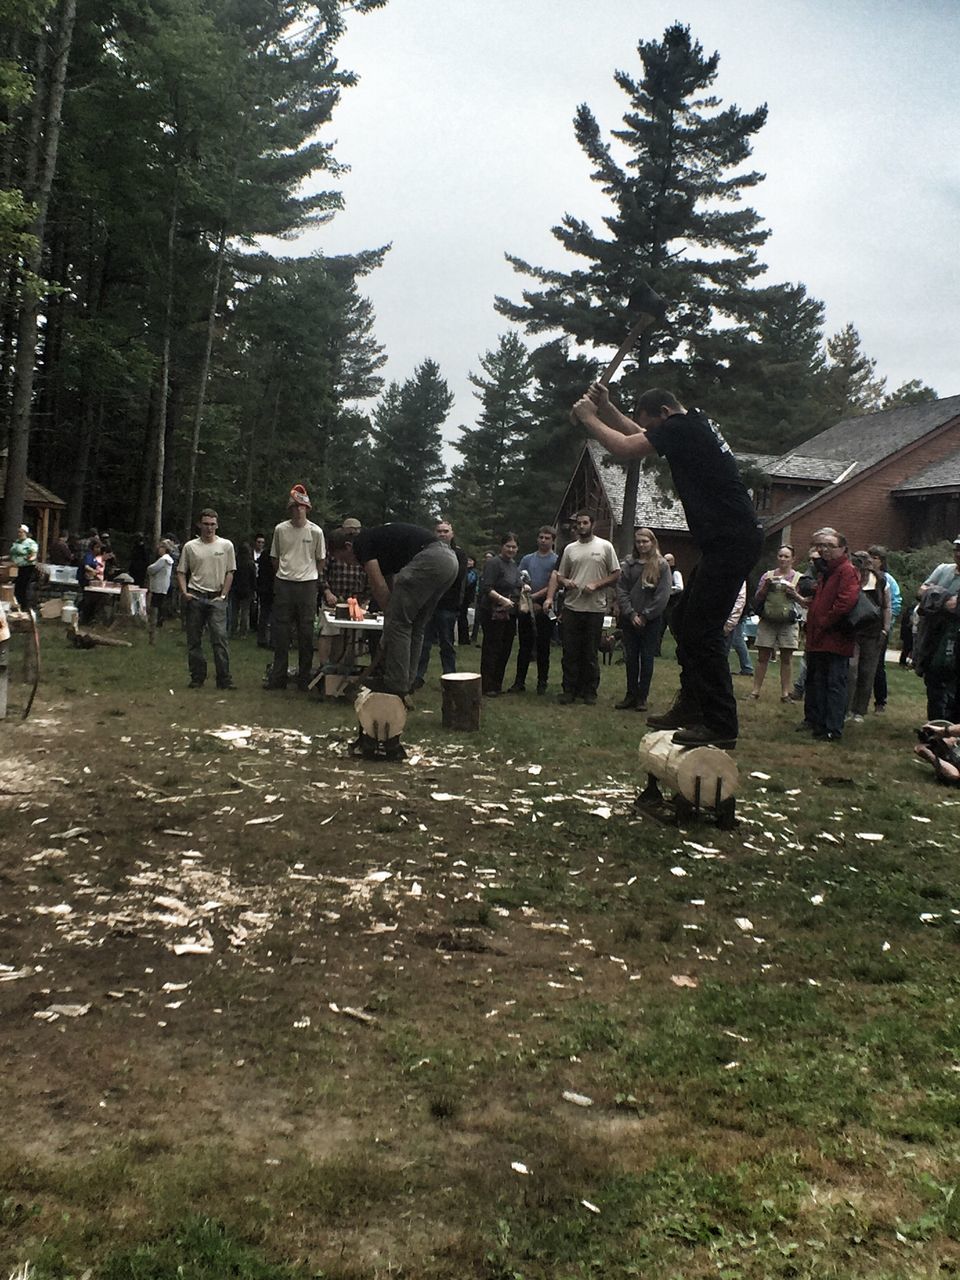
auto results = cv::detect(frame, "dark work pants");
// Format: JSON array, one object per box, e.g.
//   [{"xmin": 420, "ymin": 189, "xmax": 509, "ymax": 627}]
[
  {"xmin": 621, "ymin": 618, "xmax": 660, "ymax": 702},
  {"xmin": 805, "ymin": 650, "xmax": 849, "ymax": 736},
  {"xmin": 270, "ymin": 579, "xmax": 317, "ymax": 686},
  {"xmin": 382, "ymin": 542, "xmax": 459, "ymax": 694},
  {"xmin": 672, "ymin": 529, "xmax": 762, "ymax": 738},
  {"xmin": 480, "ymin": 615, "xmax": 516, "ymax": 693},
  {"xmin": 515, "ymin": 608, "xmax": 553, "ymax": 689},
  {"xmin": 560, "ymin": 608, "xmax": 604, "ymax": 697}
]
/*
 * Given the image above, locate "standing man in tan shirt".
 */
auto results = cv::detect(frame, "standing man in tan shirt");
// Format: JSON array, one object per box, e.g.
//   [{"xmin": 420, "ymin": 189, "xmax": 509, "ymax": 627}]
[
  {"xmin": 177, "ymin": 508, "xmax": 237, "ymax": 689},
  {"xmin": 264, "ymin": 484, "xmax": 326, "ymax": 691}
]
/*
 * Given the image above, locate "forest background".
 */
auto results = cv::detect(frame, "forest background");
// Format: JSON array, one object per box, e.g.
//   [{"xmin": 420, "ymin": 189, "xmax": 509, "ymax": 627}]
[{"xmin": 0, "ymin": 1, "xmax": 943, "ymax": 558}]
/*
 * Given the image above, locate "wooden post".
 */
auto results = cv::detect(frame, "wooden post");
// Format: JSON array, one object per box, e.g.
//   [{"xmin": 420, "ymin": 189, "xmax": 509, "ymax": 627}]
[{"xmin": 441, "ymin": 672, "xmax": 481, "ymax": 731}]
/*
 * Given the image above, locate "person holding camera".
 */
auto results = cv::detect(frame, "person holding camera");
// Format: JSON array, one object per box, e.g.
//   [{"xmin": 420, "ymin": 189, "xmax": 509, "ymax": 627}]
[{"xmin": 748, "ymin": 545, "xmax": 803, "ymax": 703}]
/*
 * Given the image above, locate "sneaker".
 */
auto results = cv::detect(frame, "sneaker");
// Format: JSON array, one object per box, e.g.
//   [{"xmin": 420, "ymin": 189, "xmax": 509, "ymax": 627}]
[
  {"xmin": 506, "ymin": 684, "xmax": 526, "ymax": 694},
  {"xmin": 672, "ymin": 724, "xmax": 737, "ymax": 750},
  {"xmin": 875, "ymin": 703, "xmax": 886, "ymax": 714},
  {"xmin": 851, "ymin": 713, "xmax": 864, "ymax": 724},
  {"xmin": 635, "ymin": 700, "xmax": 648, "ymax": 712},
  {"xmin": 615, "ymin": 696, "xmax": 638, "ymax": 710},
  {"xmin": 217, "ymin": 681, "xmax": 237, "ymax": 690}
]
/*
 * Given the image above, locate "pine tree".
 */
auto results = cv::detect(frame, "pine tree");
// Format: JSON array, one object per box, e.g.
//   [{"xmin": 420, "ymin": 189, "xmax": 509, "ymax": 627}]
[
  {"xmin": 451, "ymin": 332, "xmax": 532, "ymax": 534},
  {"xmin": 368, "ymin": 360, "xmax": 452, "ymax": 524},
  {"xmin": 820, "ymin": 324, "xmax": 887, "ymax": 424},
  {"xmin": 495, "ymin": 23, "xmax": 770, "ymax": 537},
  {"xmin": 497, "ymin": 24, "xmax": 768, "ymax": 390},
  {"xmin": 688, "ymin": 282, "xmax": 827, "ymax": 452},
  {"xmin": 882, "ymin": 378, "xmax": 938, "ymax": 409}
]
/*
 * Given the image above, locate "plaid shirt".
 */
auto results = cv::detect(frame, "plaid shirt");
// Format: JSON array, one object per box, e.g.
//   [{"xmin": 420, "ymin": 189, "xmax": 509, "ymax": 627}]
[{"xmin": 319, "ymin": 558, "xmax": 369, "ymax": 603}]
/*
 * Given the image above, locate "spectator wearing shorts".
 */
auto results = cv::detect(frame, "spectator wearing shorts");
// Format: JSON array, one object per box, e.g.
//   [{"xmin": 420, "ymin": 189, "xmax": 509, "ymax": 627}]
[{"xmin": 749, "ymin": 545, "xmax": 803, "ymax": 702}]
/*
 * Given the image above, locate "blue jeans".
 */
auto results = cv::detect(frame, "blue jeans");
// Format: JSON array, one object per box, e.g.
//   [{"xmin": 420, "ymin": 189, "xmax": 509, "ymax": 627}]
[
  {"xmin": 417, "ymin": 606, "xmax": 458, "ymax": 680},
  {"xmin": 185, "ymin": 594, "xmax": 231, "ymax": 686},
  {"xmin": 621, "ymin": 618, "xmax": 660, "ymax": 702},
  {"xmin": 725, "ymin": 617, "xmax": 754, "ymax": 674}
]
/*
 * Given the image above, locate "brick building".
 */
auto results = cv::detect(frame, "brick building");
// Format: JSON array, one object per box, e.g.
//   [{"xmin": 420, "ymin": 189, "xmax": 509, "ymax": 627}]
[{"xmin": 559, "ymin": 395, "xmax": 960, "ymax": 569}]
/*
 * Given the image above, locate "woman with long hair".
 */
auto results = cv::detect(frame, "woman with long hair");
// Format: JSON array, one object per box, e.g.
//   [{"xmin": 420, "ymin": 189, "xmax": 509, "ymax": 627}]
[
  {"xmin": 478, "ymin": 533, "xmax": 521, "ymax": 696},
  {"xmin": 614, "ymin": 527, "xmax": 671, "ymax": 710},
  {"xmin": 749, "ymin": 545, "xmax": 803, "ymax": 702}
]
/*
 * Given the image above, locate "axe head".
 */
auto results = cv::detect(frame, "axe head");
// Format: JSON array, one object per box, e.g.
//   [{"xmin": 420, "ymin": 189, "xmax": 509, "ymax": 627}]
[{"xmin": 627, "ymin": 283, "xmax": 667, "ymax": 324}]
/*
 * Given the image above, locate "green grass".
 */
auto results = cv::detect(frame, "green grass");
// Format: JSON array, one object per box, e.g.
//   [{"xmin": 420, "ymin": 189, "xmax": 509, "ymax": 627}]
[{"xmin": 4, "ymin": 626, "xmax": 960, "ymax": 1277}]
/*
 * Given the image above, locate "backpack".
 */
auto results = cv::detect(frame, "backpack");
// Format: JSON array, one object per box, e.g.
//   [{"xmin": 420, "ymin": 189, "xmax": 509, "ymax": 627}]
[{"xmin": 760, "ymin": 573, "xmax": 797, "ymax": 624}]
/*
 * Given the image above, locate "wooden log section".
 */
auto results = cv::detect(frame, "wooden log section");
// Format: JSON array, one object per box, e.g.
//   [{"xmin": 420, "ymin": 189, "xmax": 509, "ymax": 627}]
[
  {"xmin": 441, "ymin": 672, "xmax": 481, "ymax": 731},
  {"xmin": 638, "ymin": 730, "xmax": 739, "ymax": 806},
  {"xmin": 355, "ymin": 687, "xmax": 408, "ymax": 742}
]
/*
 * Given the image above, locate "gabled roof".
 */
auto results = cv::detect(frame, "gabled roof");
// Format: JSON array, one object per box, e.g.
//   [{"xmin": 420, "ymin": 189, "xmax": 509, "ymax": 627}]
[
  {"xmin": 0, "ymin": 459, "xmax": 66, "ymax": 508},
  {"xmin": 891, "ymin": 447, "xmax": 960, "ymax": 495},
  {"xmin": 586, "ymin": 440, "xmax": 689, "ymax": 533},
  {"xmin": 783, "ymin": 394, "xmax": 960, "ymax": 482}
]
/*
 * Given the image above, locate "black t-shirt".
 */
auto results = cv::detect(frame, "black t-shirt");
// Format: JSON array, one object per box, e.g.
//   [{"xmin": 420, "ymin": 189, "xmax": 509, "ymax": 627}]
[
  {"xmin": 479, "ymin": 555, "xmax": 522, "ymax": 615},
  {"xmin": 352, "ymin": 524, "xmax": 437, "ymax": 576},
  {"xmin": 646, "ymin": 408, "xmax": 757, "ymax": 549}
]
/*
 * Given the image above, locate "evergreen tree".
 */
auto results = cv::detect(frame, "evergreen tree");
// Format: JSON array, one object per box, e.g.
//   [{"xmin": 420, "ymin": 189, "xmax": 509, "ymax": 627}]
[
  {"xmin": 450, "ymin": 332, "xmax": 532, "ymax": 535},
  {"xmin": 495, "ymin": 23, "xmax": 770, "ymax": 536},
  {"xmin": 688, "ymin": 282, "xmax": 827, "ymax": 452},
  {"xmin": 820, "ymin": 323, "xmax": 887, "ymax": 423},
  {"xmin": 368, "ymin": 360, "xmax": 452, "ymax": 525},
  {"xmin": 882, "ymin": 378, "xmax": 938, "ymax": 409},
  {"xmin": 497, "ymin": 23, "xmax": 769, "ymax": 398}
]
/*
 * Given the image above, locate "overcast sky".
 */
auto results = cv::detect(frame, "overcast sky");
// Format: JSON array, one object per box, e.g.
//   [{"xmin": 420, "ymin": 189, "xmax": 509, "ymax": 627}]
[{"xmin": 294, "ymin": 0, "xmax": 959, "ymax": 458}]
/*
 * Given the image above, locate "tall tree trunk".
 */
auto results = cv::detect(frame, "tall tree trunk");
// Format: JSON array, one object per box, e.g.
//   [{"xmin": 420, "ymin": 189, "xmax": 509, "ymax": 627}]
[
  {"xmin": 67, "ymin": 396, "xmax": 96, "ymax": 532},
  {"xmin": 151, "ymin": 170, "xmax": 180, "ymax": 545},
  {"xmin": 182, "ymin": 222, "xmax": 227, "ymax": 532},
  {"xmin": 1, "ymin": 0, "xmax": 76, "ymax": 546}
]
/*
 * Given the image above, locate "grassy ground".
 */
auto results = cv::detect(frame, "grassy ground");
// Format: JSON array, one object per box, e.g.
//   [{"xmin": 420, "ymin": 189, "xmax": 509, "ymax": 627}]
[{"xmin": 2, "ymin": 621, "xmax": 959, "ymax": 1279}]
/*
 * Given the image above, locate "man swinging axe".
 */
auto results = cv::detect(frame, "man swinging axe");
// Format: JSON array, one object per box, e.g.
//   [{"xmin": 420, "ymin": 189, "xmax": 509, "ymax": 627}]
[{"xmin": 572, "ymin": 373, "xmax": 762, "ymax": 750}]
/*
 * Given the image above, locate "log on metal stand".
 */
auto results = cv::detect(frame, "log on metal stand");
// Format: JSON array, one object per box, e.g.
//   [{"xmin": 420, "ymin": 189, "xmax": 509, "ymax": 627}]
[
  {"xmin": 441, "ymin": 672, "xmax": 481, "ymax": 730},
  {"xmin": 351, "ymin": 687, "xmax": 408, "ymax": 760},
  {"xmin": 636, "ymin": 730, "xmax": 739, "ymax": 827}
]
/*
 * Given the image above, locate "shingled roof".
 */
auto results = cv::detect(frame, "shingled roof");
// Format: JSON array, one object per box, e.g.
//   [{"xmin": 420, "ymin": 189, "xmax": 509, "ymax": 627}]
[
  {"xmin": 782, "ymin": 394, "xmax": 960, "ymax": 481},
  {"xmin": 585, "ymin": 441, "xmax": 689, "ymax": 531},
  {"xmin": 891, "ymin": 446, "xmax": 960, "ymax": 494}
]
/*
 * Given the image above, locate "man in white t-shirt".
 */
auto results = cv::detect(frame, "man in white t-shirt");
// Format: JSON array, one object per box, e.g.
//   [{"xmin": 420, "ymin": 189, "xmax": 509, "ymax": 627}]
[
  {"xmin": 264, "ymin": 484, "xmax": 326, "ymax": 691},
  {"xmin": 176, "ymin": 508, "xmax": 237, "ymax": 689},
  {"xmin": 544, "ymin": 511, "xmax": 620, "ymax": 705}
]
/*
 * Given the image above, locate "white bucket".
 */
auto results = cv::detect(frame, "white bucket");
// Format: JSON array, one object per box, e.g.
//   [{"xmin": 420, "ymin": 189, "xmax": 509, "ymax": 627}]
[{"xmin": 61, "ymin": 602, "xmax": 78, "ymax": 626}]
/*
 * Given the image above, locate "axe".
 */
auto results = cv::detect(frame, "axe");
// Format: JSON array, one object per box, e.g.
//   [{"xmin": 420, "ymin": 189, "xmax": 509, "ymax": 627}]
[{"xmin": 569, "ymin": 283, "xmax": 668, "ymax": 422}]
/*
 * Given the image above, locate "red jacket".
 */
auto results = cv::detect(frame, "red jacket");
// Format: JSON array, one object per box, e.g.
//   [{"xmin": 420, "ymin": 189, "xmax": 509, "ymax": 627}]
[{"xmin": 804, "ymin": 555, "xmax": 861, "ymax": 656}]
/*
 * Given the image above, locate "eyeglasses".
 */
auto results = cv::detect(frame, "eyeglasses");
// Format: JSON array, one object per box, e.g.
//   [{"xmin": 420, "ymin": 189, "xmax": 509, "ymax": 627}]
[{"xmin": 814, "ymin": 541, "xmax": 839, "ymax": 549}]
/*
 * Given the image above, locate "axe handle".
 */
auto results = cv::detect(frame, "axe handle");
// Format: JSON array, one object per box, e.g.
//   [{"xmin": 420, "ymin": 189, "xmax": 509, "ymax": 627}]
[
  {"xmin": 568, "ymin": 311, "xmax": 657, "ymax": 424},
  {"xmin": 598, "ymin": 311, "xmax": 657, "ymax": 385}
]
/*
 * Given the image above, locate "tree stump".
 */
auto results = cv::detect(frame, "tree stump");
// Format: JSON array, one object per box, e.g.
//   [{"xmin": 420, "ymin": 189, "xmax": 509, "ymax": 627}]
[
  {"xmin": 441, "ymin": 672, "xmax": 481, "ymax": 730},
  {"xmin": 638, "ymin": 730, "xmax": 738, "ymax": 806}
]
